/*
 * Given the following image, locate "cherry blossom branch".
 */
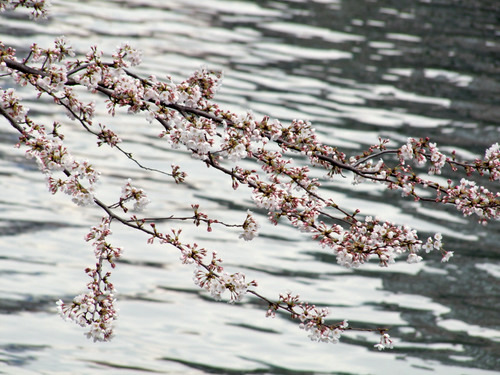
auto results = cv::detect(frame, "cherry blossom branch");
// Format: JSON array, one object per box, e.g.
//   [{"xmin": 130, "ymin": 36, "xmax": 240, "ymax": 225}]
[
  {"xmin": 0, "ymin": 87, "xmax": 391, "ymax": 345},
  {"xmin": 1, "ymin": 29, "xmax": 498, "ymax": 350},
  {"xmin": 0, "ymin": 90, "xmax": 352, "ymax": 344},
  {"xmin": 3, "ymin": 39, "xmax": 494, "ymax": 257},
  {"xmin": 93, "ymin": 197, "xmax": 389, "ymax": 343},
  {"xmin": 3, "ymin": 53, "xmax": 498, "ymax": 220},
  {"xmin": 3, "ymin": 38, "xmax": 490, "ymax": 266}
]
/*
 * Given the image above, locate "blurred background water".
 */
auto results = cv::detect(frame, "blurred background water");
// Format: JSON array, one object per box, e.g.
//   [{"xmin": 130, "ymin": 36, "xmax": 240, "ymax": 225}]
[{"xmin": 1, "ymin": 0, "xmax": 500, "ymax": 374}]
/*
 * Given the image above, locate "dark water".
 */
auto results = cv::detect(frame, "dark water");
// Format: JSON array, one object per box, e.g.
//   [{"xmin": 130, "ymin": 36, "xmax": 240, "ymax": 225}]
[{"xmin": 0, "ymin": 0, "xmax": 499, "ymax": 374}]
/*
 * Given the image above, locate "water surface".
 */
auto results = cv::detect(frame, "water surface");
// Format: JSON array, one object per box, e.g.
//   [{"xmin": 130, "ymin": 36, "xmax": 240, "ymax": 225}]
[{"xmin": 1, "ymin": 0, "xmax": 499, "ymax": 374}]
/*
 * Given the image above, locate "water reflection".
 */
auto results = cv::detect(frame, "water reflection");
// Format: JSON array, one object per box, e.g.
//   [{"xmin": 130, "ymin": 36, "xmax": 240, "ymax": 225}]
[{"xmin": 0, "ymin": 0, "xmax": 499, "ymax": 374}]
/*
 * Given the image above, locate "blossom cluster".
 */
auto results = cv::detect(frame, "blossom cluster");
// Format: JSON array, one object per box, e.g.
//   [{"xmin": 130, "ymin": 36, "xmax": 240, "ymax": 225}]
[
  {"xmin": 298, "ymin": 307, "xmax": 348, "ymax": 344},
  {"xmin": 57, "ymin": 217, "xmax": 122, "ymax": 341},
  {"xmin": 0, "ymin": 88, "xmax": 28, "ymax": 121},
  {"xmin": 239, "ymin": 210, "xmax": 260, "ymax": 241},
  {"xmin": 443, "ymin": 178, "xmax": 498, "ymax": 224},
  {"xmin": 323, "ymin": 216, "xmax": 450, "ymax": 267},
  {"xmin": 397, "ymin": 137, "xmax": 500, "ymax": 223},
  {"xmin": 374, "ymin": 333, "xmax": 394, "ymax": 351},
  {"xmin": 0, "ymin": 0, "xmax": 51, "ymax": 19},
  {"xmin": 18, "ymin": 119, "xmax": 99, "ymax": 206},
  {"xmin": 484, "ymin": 143, "xmax": 500, "ymax": 181},
  {"xmin": 145, "ymin": 227, "xmax": 257, "ymax": 304},
  {"xmin": 266, "ymin": 292, "xmax": 357, "ymax": 346},
  {"xmin": 84, "ymin": 217, "xmax": 123, "ymax": 262},
  {"xmin": 194, "ymin": 266, "xmax": 254, "ymax": 303},
  {"xmin": 399, "ymin": 137, "xmax": 454, "ymax": 175},
  {"xmin": 1, "ymin": 85, "xmax": 100, "ymax": 206},
  {"xmin": 119, "ymin": 178, "xmax": 150, "ymax": 212}
]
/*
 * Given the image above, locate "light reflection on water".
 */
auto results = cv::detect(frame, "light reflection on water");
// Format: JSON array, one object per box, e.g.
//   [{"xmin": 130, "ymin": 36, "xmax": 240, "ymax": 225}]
[{"xmin": 1, "ymin": 0, "xmax": 500, "ymax": 374}]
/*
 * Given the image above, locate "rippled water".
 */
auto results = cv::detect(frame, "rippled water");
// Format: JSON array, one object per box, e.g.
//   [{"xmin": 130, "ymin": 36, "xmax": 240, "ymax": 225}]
[{"xmin": 1, "ymin": 0, "xmax": 500, "ymax": 374}]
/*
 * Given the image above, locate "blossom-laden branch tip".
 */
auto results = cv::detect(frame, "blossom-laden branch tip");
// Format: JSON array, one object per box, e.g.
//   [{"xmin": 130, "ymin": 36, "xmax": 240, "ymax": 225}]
[{"xmin": 57, "ymin": 217, "xmax": 121, "ymax": 342}]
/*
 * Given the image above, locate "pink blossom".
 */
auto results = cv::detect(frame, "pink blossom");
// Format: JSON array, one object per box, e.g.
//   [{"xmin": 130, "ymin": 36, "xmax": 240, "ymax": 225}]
[
  {"xmin": 239, "ymin": 210, "xmax": 260, "ymax": 241},
  {"xmin": 120, "ymin": 179, "xmax": 150, "ymax": 211},
  {"xmin": 374, "ymin": 333, "xmax": 394, "ymax": 350}
]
